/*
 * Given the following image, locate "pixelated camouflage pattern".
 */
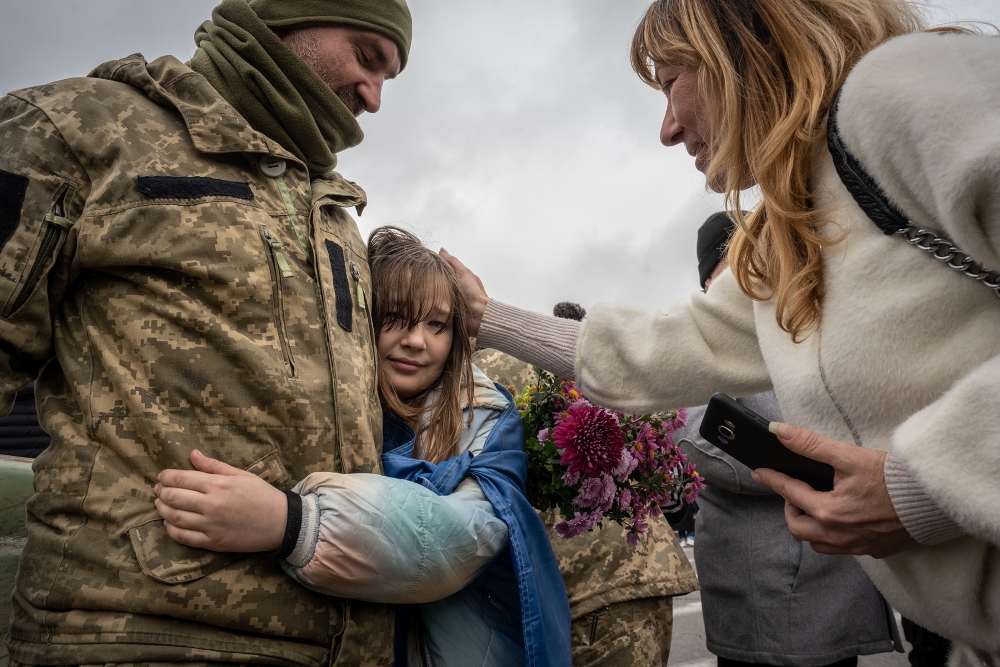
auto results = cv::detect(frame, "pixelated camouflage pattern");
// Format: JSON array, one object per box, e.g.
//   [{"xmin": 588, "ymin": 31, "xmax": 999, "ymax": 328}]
[
  {"xmin": 569, "ymin": 596, "xmax": 673, "ymax": 667},
  {"xmin": 472, "ymin": 351, "xmax": 698, "ymax": 620},
  {"xmin": 542, "ymin": 509, "xmax": 697, "ymax": 618},
  {"xmin": 0, "ymin": 54, "xmax": 390, "ymax": 666},
  {"xmin": 470, "ymin": 348, "xmax": 537, "ymax": 397}
]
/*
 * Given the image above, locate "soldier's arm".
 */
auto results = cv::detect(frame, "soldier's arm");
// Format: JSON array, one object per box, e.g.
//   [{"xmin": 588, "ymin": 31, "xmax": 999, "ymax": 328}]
[{"xmin": 0, "ymin": 94, "xmax": 86, "ymax": 412}]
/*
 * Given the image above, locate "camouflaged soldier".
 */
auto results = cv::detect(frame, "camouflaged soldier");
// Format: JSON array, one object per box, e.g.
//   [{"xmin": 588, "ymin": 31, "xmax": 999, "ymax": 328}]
[
  {"xmin": 0, "ymin": 1, "xmax": 409, "ymax": 665},
  {"xmin": 473, "ymin": 301, "xmax": 698, "ymax": 667}
]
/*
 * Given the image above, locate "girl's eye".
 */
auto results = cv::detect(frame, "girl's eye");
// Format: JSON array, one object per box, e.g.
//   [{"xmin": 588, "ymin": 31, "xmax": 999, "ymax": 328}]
[{"xmin": 428, "ymin": 320, "xmax": 447, "ymax": 332}]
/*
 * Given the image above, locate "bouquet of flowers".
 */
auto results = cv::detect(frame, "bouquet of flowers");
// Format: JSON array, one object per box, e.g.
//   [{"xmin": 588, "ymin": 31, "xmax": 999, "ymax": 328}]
[{"xmin": 518, "ymin": 369, "xmax": 704, "ymax": 545}]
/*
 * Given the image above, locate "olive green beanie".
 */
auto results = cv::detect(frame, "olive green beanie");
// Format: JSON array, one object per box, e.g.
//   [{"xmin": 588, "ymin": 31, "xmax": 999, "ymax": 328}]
[{"xmin": 247, "ymin": 0, "xmax": 412, "ymax": 70}]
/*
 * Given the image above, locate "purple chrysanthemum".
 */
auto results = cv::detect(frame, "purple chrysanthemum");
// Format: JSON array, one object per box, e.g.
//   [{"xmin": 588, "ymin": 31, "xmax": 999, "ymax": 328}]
[
  {"xmin": 613, "ymin": 449, "xmax": 638, "ymax": 482},
  {"xmin": 552, "ymin": 405, "xmax": 624, "ymax": 477},
  {"xmin": 554, "ymin": 511, "xmax": 600, "ymax": 539},
  {"xmin": 574, "ymin": 474, "xmax": 617, "ymax": 512},
  {"xmin": 562, "ymin": 469, "xmax": 581, "ymax": 486}
]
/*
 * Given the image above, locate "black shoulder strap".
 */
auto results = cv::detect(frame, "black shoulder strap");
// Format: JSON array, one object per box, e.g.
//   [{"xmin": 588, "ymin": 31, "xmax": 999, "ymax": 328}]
[
  {"xmin": 826, "ymin": 89, "xmax": 909, "ymax": 235},
  {"xmin": 827, "ymin": 89, "xmax": 1000, "ymax": 298}
]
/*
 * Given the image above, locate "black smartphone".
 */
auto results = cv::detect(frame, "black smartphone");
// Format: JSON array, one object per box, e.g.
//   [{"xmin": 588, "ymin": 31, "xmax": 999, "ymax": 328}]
[{"xmin": 698, "ymin": 393, "xmax": 835, "ymax": 492}]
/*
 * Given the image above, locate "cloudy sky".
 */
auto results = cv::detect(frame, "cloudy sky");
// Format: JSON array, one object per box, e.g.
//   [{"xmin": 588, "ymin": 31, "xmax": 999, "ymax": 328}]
[{"xmin": 3, "ymin": 0, "xmax": 998, "ymax": 315}]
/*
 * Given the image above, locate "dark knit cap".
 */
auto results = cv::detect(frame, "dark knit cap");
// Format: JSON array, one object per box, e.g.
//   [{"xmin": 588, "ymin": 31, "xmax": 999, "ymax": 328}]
[
  {"xmin": 248, "ymin": 0, "xmax": 412, "ymax": 70},
  {"xmin": 697, "ymin": 211, "xmax": 738, "ymax": 289},
  {"xmin": 553, "ymin": 302, "xmax": 587, "ymax": 322}
]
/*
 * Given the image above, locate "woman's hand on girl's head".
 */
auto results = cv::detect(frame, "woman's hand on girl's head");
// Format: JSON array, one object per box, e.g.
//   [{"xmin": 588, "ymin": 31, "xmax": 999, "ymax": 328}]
[
  {"xmin": 153, "ymin": 449, "xmax": 287, "ymax": 553},
  {"xmin": 752, "ymin": 424, "xmax": 920, "ymax": 559},
  {"xmin": 439, "ymin": 248, "xmax": 488, "ymax": 337}
]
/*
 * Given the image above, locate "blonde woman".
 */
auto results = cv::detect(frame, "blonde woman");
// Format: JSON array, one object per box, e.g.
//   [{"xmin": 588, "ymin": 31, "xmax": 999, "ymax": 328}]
[{"xmin": 442, "ymin": 0, "xmax": 1000, "ymax": 663}]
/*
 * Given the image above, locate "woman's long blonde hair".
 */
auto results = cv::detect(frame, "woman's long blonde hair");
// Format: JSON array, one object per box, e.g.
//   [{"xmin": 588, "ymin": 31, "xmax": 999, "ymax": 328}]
[
  {"xmin": 368, "ymin": 226, "xmax": 475, "ymax": 464},
  {"xmin": 631, "ymin": 0, "xmax": 924, "ymax": 340}
]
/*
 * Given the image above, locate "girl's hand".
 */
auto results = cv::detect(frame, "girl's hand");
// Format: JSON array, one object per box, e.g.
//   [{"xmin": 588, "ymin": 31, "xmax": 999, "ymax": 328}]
[
  {"xmin": 752, "ymin": 423, "xmax": 919, "ymax": 559},
  {"xmin": 439, "ymin": 248, "xmax": 488, "ymax": 337},
  {"xmin": 154, "ymin": 449, "xmax": 287, "ymax": 553}
]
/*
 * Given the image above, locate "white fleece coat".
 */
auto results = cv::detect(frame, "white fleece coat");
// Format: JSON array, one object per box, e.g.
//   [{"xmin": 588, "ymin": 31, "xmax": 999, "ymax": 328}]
[{"xmin": 575, "ymin": 33, "xmax": 1000, "ymax": 660}]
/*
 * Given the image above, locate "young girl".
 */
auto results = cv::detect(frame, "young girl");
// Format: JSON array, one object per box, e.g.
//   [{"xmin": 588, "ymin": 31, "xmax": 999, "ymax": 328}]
[{"xmin": 153, "ymin": 226, "xmax": 569, "ymax": 667}]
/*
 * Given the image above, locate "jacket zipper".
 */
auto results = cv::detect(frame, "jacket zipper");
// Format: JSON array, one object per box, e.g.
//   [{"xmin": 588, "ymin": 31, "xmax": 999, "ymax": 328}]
[
  {"xmin": 260, "ymin": 225, "xmax": 297, "ymax": 378},
  {"xmin": 6, "ymin": 197, "xmax": 73, "ymax": 317}
]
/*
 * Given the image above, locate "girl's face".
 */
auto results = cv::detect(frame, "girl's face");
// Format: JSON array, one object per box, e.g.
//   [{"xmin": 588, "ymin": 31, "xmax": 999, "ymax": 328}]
[
  {"xmin": 377, "ymin": 297, "xmax": 454, "ymax": 400},
  {"xmin": 655, "ymin": 63, "xmax": 720, "ymax": 189}
]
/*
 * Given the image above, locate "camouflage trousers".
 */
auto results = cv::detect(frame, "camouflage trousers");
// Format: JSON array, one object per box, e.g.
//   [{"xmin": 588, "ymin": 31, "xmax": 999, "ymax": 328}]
[{"xmin": 570, "ymin": 596, "xmax": 674, "ymax": 667}]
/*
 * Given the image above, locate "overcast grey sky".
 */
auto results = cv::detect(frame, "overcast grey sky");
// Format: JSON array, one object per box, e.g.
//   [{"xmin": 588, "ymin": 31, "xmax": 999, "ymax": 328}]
[{"xmin": 3, "ymin": 0, "xmax": 998, "ymax": 314}]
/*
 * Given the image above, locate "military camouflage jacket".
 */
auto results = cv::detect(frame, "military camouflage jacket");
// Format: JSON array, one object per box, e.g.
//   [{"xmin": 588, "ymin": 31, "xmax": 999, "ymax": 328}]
[
  {"xmin": 473, "ymin": 350, "xmax": 699, "ymax": 618},
  {"xmin": 0, "ymin": 54, "xmax": 390, "ymax": 666}
]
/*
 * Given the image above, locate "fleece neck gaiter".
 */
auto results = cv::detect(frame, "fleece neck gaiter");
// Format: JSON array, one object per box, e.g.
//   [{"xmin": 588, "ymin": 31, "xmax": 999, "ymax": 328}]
[{"xmin": 190, "ymin": 0, "xmax": 363, "ymax": 172}]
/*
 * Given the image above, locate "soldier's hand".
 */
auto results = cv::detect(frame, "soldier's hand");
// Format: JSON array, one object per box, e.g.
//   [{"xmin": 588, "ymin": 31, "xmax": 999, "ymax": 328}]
[
  {"xmin": 154, "ymin": 449, "xmax": 287, "ymax": 553},
  {"xmin": 440, "ymin": 248, "xmax": 488, "ymax": 336}
]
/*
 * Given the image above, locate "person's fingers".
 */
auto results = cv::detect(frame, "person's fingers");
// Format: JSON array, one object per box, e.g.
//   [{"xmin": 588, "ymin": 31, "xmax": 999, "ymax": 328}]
[
  {"xmin": 154, "ymin": 486, "xmax": 210, "ymax": 514},
  {"xmin": 768, "ymin": 422, "xmax": 856, "ymax": 471},
  {"xmin": 753, "ymin": 467, "xmax": 829, "ymax": 517},
  {"xmin": 162, "ymin": 520, "xmax": 212, "ymax": 550},
  {"xmin": 154, "ymin": 498, "xmax": 207, "ymax": 530},
  {"xmin": 190, "ymin": 449, "xmax": 250, "ymax": 477},
  {"xmin": 156, "ymin": 468, "xmax": 217, "ymax": 492},
  {"xmin": 439, "ymin": 248, "xmax": 489, "ymax": 335}
]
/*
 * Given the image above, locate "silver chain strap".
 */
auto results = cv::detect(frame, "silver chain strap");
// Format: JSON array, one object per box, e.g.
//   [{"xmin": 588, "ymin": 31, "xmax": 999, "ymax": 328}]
[{"xmin": 896, "ymin": 224, "xmax": 1000, "ymax": 299}]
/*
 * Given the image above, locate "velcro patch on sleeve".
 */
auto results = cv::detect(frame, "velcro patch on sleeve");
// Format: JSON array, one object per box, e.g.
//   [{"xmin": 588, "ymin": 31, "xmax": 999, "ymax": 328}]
[
  {"xmin": 324, "ymin": 240, "xmax": 353, "ymax": 332},
  {"xmin": 137, "ymin": 176, "xmax": 253, "ymax": 201},
  {"xmin": 0, "ymin": 169, "xmax": 30, "ymax": 253}
]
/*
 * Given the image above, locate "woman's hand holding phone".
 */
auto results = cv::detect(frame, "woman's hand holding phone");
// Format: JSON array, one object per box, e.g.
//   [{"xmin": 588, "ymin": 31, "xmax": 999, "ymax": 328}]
[{"xmin": 753, "ymin": 423, "xmax": 919, "ymax": 559}]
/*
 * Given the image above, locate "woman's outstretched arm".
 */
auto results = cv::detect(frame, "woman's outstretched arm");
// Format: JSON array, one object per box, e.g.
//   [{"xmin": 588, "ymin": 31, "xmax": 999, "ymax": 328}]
[{"xmin": 443, "ymin": 247, "xmax": 770, "ymax": 414}]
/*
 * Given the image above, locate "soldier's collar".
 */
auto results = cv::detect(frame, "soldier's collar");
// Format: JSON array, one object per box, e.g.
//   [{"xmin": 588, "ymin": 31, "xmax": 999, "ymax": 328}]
[{"xmin": 89, "ymin": 54, "xmax": 301, "ymax": 166}]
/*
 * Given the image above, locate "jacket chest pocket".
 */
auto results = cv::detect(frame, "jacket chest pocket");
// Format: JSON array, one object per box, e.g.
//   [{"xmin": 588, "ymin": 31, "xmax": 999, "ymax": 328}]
[
  {"xmin": 0, "ymin": 178, "xmax": 75, "ymax": 320},
  {"xmin": 259, "ymin": 223, "xmax": 297, "ymax": 378}
]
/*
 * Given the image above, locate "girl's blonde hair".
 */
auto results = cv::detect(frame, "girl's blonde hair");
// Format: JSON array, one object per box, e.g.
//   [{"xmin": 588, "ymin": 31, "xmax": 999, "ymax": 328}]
[
  {"xmin": 367, "ymin": 226, "xmax": 475, "ymax": 464},
  {"xmin": 631, "ymin": 0, "xmax": 924, "ymax": 340}
]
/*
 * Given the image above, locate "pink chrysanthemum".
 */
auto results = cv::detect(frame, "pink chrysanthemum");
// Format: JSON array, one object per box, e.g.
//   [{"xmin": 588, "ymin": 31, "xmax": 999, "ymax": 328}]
[
  {"xmin": 554, "ymin": 511, "xmax": 600, "ymax": 539},
  {"xmin": 552, "ymin": 405, "xmax": 624, "ymax": 477},
  {"xmin": 613, "ymin": 449, "xmax": 638, "ymax": 482},
  {"xmin": 574, "ymin": 474, "xmax": 617, "ymax": 512}
]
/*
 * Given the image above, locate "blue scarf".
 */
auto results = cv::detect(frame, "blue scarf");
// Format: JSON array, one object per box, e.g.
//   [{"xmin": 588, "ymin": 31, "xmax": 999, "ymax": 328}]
[{"xmin": 381, "ymin": 388, "xmax": 571, "ymax": 667}]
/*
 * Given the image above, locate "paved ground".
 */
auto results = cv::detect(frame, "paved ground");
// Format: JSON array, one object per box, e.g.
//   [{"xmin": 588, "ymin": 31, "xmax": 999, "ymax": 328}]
[{"xmin": 669, "ymin": 545, "xmax": 912, "ymax": 667}]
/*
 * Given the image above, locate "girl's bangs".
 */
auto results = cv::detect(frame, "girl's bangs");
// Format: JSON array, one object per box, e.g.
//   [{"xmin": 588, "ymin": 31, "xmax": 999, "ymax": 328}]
[{"xmin": 378, "ymin": 264, "xmax": 453, "ymax": 330}]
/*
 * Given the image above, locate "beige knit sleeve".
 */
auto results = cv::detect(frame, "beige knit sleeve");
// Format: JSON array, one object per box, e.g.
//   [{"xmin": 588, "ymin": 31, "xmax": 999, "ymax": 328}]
[
  {"xmin": 575, "ymin": 269, "xmax": 771, "ymax": 415},
  {"xmin": 477, "ymin": 299, "xmax": 581, "ymax": 380},
  {"xmin": 884, "ymin": 453, "xmax": 965, "ymax": 545}
]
